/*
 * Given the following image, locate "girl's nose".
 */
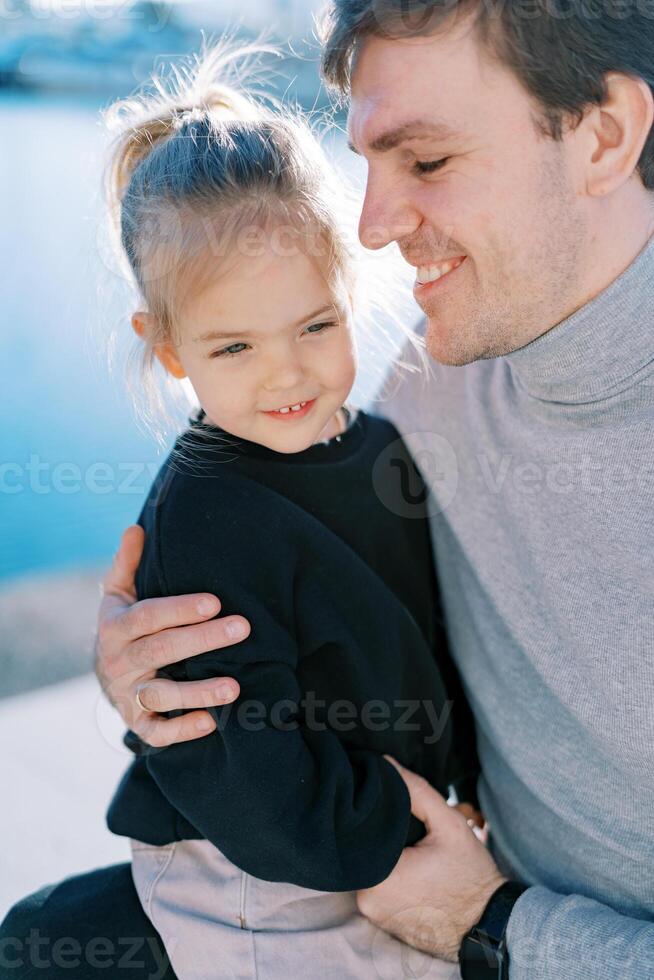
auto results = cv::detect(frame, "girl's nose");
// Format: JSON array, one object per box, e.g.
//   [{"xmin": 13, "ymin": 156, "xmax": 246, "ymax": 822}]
[{"xmin": 262, "ymin": 351, "xmax": 305, "ymax": 393}]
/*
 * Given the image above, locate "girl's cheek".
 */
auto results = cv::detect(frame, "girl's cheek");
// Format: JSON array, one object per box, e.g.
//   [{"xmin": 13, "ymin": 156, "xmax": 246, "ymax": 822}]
[{"xmin": 339, "ymin": 340, "xmax": 358, "ymax": 378}]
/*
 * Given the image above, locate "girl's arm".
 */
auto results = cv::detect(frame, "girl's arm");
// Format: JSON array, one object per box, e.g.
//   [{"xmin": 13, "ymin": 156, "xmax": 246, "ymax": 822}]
[{"xmin": 132, "ymin": 476, "xmax": 416, "ymax": 892}]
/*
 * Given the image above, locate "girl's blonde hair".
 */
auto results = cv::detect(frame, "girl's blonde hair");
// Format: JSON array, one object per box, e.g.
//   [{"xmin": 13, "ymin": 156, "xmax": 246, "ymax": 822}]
[{"xmin": 101, "ymin": 39, "xmax": 428, "ymax": 438}]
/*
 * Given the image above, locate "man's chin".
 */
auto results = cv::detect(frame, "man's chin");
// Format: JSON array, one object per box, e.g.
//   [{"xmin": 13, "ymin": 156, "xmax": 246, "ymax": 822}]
[
  {"xmin": 424, "ymin": 319, "xmax": 485, "ymax": 367},
  {"xmin": 424, "ymin": 317, "xmax": 518, "ymax": 366}
]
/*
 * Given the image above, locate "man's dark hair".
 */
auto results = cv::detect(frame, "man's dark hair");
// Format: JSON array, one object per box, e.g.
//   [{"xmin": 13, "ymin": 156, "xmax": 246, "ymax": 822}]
[{"xmin": 320, "ymin": 0, "xmax": 654, "ymax": 189}]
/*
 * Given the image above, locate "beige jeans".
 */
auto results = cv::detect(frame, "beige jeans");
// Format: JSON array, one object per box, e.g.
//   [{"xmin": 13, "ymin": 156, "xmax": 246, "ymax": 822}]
[{"xmin": 130, "ymin": 838, "xmax": 460, "ymax": 980}]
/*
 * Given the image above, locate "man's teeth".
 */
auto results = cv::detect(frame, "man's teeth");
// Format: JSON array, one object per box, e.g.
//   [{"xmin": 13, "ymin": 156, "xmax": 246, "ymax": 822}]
[
  {"xmin": 416, "ymin": 257, "xmax": 464, "ymax": 285},
  {"xmin": 274, "ymin": 401, "xmax": 307, "ymax": 414}
]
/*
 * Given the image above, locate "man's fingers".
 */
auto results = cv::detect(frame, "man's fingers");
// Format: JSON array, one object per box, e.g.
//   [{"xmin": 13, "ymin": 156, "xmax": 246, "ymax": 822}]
[
  {"xmin": 102, "ymin": 525, "xmax": 145, "ymax": 603},
  {"xmin": 126, "ymin": 616, "xmax": 250, "ymax": 669},
  {"xmin": 135, "ymin": 677, "xmax": 240, "ymax": 714},
  {"xmin": 118, "ymin": 593, "xmax": 231, "ymax": 643},
  {"xmin": 383, "ymin": 754, "xmax": 452, "ymax": 835},
  {"xmin": 133, "ymin": 710, "xmax": 219, "ymax": 747}
]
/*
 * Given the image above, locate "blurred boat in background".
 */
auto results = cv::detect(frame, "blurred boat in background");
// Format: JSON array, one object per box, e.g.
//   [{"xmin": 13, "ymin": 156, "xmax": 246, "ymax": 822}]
[{"xmin": 0, "ymin": 0, "xmax": 329, "ymax": 106}]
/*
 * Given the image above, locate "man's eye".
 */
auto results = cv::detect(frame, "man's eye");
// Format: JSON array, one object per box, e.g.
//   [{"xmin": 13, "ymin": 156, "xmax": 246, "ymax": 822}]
[
  {"xmin": 304, "ymin": 321, "xmax": 336, "ymax": 334},
  {"xmin": 413, "ymin": 158, "xmax": 449, "ymax": 176},
  {"xmin": 212, "ymin": 342, "xmax": 249, "ymax": 358}
]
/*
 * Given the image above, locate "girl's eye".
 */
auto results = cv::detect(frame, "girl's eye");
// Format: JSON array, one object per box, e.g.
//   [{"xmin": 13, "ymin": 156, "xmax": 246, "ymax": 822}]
[
  {"xmin": 413, "ymin": 158, "xmax": 449, "ymax": 176},
  {"xmin": 209, "ymin": 322, "xmax": 336, "ymax": 358},
  {"xmin": 212, "ymin": 342, "xmax": 249, "ymax": 358}
]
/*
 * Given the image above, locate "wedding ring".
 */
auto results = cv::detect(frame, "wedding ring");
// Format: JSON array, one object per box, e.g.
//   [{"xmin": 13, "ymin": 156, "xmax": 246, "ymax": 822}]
[{"xmin": 135, "ymin": 686, "xmax": 149, "ymax": 712}]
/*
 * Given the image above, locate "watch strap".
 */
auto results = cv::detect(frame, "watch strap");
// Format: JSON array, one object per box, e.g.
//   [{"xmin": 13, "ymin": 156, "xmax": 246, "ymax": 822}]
[{"xmin": 459, "ymin": 880, "xmax": 528, "ymax": 979}]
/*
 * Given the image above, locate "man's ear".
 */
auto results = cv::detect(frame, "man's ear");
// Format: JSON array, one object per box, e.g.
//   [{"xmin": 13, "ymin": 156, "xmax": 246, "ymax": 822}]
[
  {"xmin": 131, "ymin": 311, "xmax": 187, "ymax": 379},
  {"xmin": 583, "ymin": 72, "xmax": 654, "ymax": 197}
]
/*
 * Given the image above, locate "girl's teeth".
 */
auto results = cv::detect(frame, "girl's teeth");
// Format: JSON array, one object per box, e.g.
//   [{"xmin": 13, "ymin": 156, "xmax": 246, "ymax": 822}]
[{"xmin": 275, "ymin": 401, "xmax": 307, "ymax": 414}]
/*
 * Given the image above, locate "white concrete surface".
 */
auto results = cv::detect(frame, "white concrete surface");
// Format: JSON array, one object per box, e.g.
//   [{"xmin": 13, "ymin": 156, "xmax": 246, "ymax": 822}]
[{"xmin": 0, "ymin": 672, "xmax": 132, "ymax": 921}]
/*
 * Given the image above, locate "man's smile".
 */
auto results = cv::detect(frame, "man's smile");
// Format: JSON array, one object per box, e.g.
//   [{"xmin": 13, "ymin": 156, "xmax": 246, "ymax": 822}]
[{"xmin": 412, "ymin": 256, "xmax": 468, "ymax": 298}]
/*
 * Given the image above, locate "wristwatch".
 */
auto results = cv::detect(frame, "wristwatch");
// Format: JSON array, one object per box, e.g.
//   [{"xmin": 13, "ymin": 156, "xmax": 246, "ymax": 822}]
[{"xmin": 458, "ymin": 881, "xmax": 528, "ymax": 979}]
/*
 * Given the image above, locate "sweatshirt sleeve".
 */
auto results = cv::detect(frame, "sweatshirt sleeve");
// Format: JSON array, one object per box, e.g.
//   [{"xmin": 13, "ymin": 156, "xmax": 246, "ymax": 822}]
[
  {"xmin": 506, "ymin": 886, "xmax": 654, "ymax": 980},
  {"xmin": 431, "ymin": 592, "xmax": 481, "ymax": 808},
  {"xmin": 137, "ymin": 476, "xmax": 412, "ymax": 892}
]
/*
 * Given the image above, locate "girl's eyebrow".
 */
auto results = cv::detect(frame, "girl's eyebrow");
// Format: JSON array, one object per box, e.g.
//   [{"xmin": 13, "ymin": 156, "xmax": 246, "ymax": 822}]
[{"xmin": 193, "ymin": 305, "xmax": 339, "ymax": 343}]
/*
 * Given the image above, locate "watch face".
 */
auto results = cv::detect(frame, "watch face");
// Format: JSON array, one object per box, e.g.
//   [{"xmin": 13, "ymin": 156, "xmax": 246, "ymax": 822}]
[{"xmin": 459, "ymin": 931, "xmax": 504, "ymax": 979}]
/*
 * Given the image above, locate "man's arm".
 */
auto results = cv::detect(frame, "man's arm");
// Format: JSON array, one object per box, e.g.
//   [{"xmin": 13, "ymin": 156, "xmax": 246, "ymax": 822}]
[
  {"xmin": 505, "ymin": 887, "xmax": 654, "ymax": 980},
  {"xmin": 358, "ymin": 759, "xmax": 654, "ymax": 977},
  {"xmin": 95, "ymin": 524, "xmax": 246, "ymax": 745}
]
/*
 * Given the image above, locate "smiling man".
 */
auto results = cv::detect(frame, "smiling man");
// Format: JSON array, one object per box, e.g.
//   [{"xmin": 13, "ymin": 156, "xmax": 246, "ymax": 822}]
[
  {"xmin": 3, "ymin": 3, "xmax": 654, "ymax": 979},
  {"xmin": 344, "ymin": 22, "xmax": 592, "ymax": 366},
  {"xmin": 319, "ymin": 3, "xmax": 654, "ymax": 977}
]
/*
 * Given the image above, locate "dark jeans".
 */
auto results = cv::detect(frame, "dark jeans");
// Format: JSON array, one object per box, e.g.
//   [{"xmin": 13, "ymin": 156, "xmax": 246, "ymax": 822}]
[{"xmin": 0, "ymin": 864, "xmax": 177, "ymax": 979}]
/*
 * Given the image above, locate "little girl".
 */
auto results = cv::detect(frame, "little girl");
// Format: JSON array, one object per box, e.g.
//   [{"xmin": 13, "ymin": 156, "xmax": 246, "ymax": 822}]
[{"xmin": 104, "ymin": 44, "xmax": 479, "ymax": 980}]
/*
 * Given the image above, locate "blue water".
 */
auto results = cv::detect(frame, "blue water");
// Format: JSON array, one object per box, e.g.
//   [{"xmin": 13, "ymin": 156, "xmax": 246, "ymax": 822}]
[
  {"xmin": 0, "ymin": 92, "xmax": 416, "ymax": 584},
  {"xmin": 1, "ymin": 93, "xmax": 172, "ymax": 581}
]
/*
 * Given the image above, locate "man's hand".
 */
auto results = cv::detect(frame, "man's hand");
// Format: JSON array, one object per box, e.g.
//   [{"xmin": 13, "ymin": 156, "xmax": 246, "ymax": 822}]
[
  {"xmin": 95, "ymin": 525, "xmax": 249, "ymax": 747},
  {"xmin": 357, "ymin": 756, "xmax": 507, "ymax": 963}
]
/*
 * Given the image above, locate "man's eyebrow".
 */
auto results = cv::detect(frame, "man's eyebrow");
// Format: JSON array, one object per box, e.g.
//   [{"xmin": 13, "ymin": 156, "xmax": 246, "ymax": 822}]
[
  {"xmin": 347, "ymin": 120, "xmax": 461, "ymax": 155},
  {"xmin": 193, "ymin": 305, "xmax": 338, "ymax": 343}
]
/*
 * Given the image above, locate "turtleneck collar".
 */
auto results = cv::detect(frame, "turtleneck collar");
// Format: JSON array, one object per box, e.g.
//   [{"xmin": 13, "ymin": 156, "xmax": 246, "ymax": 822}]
[{"xmin": 504, "ymin": 232, "xmax": 654, "ymax": 404}]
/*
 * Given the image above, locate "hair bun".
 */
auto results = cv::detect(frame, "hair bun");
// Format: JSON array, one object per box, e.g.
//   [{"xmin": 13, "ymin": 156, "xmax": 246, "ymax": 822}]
[
  {"xmin": 168, "ymin": 84, "xmax": 259, "ymax": 130},
  {"xmin": 103, "ymin": 42, "xmax": 269, "ymax": 206}
]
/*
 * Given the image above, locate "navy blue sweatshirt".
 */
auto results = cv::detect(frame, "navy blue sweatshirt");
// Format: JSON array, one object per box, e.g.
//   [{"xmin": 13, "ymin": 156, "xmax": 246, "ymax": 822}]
[{"xmin": 107, "ymin": 406, "xmax": 479, "ymax": 891}]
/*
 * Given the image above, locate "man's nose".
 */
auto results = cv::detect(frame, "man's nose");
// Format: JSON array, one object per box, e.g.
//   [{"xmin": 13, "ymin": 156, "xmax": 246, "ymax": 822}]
[{"xmin": 358, "ymin": 173, "xmax": 421, "ymax": 251}]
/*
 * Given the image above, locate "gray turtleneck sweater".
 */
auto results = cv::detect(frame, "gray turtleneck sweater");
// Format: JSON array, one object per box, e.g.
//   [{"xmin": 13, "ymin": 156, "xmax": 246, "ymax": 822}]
[{"xmin": 376, "ymin": 234, "xmax": 654, "ymax": 979}]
